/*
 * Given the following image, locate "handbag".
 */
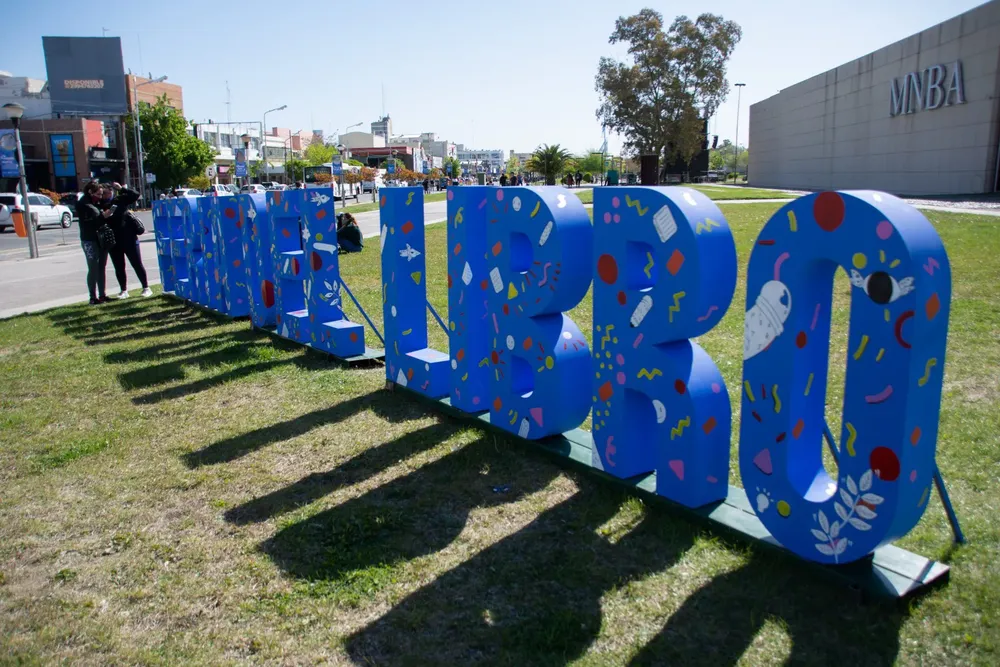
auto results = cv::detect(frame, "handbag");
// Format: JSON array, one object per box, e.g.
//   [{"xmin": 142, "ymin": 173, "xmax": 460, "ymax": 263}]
[
  {"xmin": 126, "ymin": 210, "xmax": 145, "ymax": 235},
  {"xmin": 97, "ymin": 223, "xmax": 117, "ymax": 250}
]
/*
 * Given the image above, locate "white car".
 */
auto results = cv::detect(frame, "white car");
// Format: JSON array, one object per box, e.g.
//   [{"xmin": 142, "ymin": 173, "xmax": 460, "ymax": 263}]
[
  {"xmin": 173, "ymin": 188, "xmax": 202, "ymax": 197},
  {"xmin": 0, "ymin": 192, "xmax": 74, "ymax": 232},
  {"xmin": 205, "ymin": 184, "xmax": 231, "ymax": 196},
  {"xmin": 240, "ymin": 184, "xmax": 267, "ymax": 194}
]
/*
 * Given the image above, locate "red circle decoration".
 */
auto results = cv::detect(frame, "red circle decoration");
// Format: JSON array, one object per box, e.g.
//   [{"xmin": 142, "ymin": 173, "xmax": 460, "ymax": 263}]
[
  {"xmin": 597, "ymin": 254, "xmax": 618, "ymax": 284},
  {"xmin": 224, "ymin": 207, "xmax": 236, "ymax": 219},
  {"xmin": 310, "ymin": 251, "xmax": 323, "ymax": 271},
  {"xmin": 261, "ymin": 280, "xmax": 275, "ymax": 308},
  {"xmin": 813, "ymin": 192, "xmax": 845, "ymax": 232},
  {"xmin": 869, "ymin": 447, "xmax": 900, "ymax": 482},
  {"xmin": 796, "ymin": 331, "xmax": 807, "ymax": 348},
  {"xmin": 617, "ymin": 291, "xmax": 627, "ymax": 305},
  {"xmin": 674, "ymin": 379, "xmax": 687, "ymax": 394}
]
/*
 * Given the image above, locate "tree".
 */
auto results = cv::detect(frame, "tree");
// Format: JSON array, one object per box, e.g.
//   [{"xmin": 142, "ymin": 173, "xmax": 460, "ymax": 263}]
[
  {"xmin": 285, "ymin": 157, "xmax": 308, "ymax": 181},
  {"xmin": 708, "ymin": 139, "xmax": 748, "ymax": 177},
  {"xmin": 595, "ymin": 9, "xmax": 742, "ymax": 170},
  {"xmin": 575, "ymin": 151, "xmax": 605, "ymax": 175},
  {"xmin": 442, "ymin": 157, "xmax": 462, "ymax": 178},
  {"xmin": 526, "ymin": 144, "xmax": 572, "ymax": 185},
  {"xmin": 304, "ymin": 142, "xmax": 337, "ymax": 166},
  {"xmin": 126, "ymin": 94, "xmax": 215, "ymax": 188},
  {"xmin": 505, "ymin": 155, "xmax": 521, "ymax": 175}
]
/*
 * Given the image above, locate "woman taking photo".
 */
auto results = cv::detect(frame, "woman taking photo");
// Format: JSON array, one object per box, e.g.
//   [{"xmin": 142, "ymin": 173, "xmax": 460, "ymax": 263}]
[
  {"xmin": 75, "ymin": 180, "xmax": 112, "ymax": 305},
  {"xmin": 101, "ymin": 182, "xmax": 151, "ymax": 298}
]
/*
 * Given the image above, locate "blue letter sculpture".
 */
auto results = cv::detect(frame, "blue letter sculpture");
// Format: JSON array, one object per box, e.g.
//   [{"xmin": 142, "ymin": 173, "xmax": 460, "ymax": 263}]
[
  {"xmin": 739, "ymin": 191, "xmax": 951, "ymax": 563},
  {"xmin": 484, "ymin": 187, "xmax": 592, "ymax": 439},
  {"xmin": 239, "ymin": 193, "xmax": 277, "ymax": 328},
  {"xmin": 215, "ymin": 194, "xmax": 250, "ymax": 317},
  {"xmin": 592, "ymin": 187, "xmax": 737, "ymax": 508},
  {"xmin": 446, "ymin": 186, "xmax": 491, "ymax": 412},
  {"xmin": 381, "ymin": 187, "xmax": 450, "ymax": 396}
]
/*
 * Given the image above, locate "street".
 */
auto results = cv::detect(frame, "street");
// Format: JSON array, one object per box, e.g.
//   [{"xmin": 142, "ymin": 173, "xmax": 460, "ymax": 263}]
[{"xmin": 0, "ymin": 201, "xmax": 450, "ymax": 319}]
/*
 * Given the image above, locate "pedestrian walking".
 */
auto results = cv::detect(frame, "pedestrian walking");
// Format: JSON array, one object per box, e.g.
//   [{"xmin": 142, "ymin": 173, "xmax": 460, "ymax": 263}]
[
  {"xmin": 500, "ymin": 173, "xmax": 508, "ymax": 187},
  {"xmin": 75, "ymin": 181, "xmax": 112, "ymax": 304},
  {"xmin": 576, "ymin": 170, "xmax": 583, "ymax": 187},
  {"xmin": 102, "ymin": 183, "xmax": 151, "ymax": 299}
]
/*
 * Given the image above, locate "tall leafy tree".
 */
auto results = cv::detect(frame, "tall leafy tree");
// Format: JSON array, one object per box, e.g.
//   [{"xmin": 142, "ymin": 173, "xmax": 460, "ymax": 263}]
[
  {"xmin": 526, "ymin": 144, "xmax": 572, "ymax": 185},
  {"xmin": 303, "ymin": 142, "xmax": 337, "ymax": 166},
  {"xmin": 595, "ymin": 9, "xmax": 741, "ymax": 169},
  {"xmin": 127, "ymin": 95, "xmax": 215, "ymax": 188},
  {"xmin": 574, "ymin": 151, "xmax": 605, "ymax": 175},
  {"xmin": 505, "ymin": 155, "xmax": 521, "ymax": 175},
  {"xmin": 442, "ymin": 157, "xmax": 462, "ymax": 178},
  {"xmin": 285, "ymin": 157, "xmax": 308, "ymax": 181}
]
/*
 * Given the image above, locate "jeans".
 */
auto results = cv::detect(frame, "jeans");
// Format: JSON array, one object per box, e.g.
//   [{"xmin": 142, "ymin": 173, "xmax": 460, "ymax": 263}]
[
  {"xmin": 109, "ymin": 240, "xmax": 149, "ymax": 292},
  {"xmin": 81, "ymin": 240, "xmax": 108, "ymax": 300}
]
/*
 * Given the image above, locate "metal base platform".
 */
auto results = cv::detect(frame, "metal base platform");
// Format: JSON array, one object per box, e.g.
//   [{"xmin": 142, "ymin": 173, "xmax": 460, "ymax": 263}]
[{"xmin": 390, "ymin": 382, "xmax": 950, "ymax": 601}]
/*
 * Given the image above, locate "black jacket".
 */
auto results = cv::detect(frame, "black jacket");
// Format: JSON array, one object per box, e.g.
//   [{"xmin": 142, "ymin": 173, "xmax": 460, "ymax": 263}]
[
  {"xmin": 104, "ymin": 188, "xmax": 141, "ymax": 243},
  {"xmin": 75, "ymin": 196, "xmax": 105, "ymax": 243}
]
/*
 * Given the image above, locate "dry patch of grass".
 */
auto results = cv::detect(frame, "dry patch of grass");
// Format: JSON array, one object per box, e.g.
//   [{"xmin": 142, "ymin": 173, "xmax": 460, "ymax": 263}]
[{"xmin": 0, "ymin": 204, "xmax": 998, "ymax": 664}]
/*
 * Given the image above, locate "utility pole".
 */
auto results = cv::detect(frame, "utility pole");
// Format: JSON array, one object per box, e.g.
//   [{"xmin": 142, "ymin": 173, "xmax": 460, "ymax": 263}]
[
  {"xmin": 733, "ymin": 82, "xmax": 746, "ymax": 184},
  {"xmin": 3, "ymin": 103, "xmax": 39, "ymax": 258}
]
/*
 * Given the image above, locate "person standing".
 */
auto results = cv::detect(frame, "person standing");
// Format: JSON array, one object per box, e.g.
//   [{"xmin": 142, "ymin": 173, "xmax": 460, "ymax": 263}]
[
  {"xmin": 499, "ymin": 173, "xmax": 508, "ymax": 187},
  {"xmin": 576, "ymin": 170, "xmax": 583, "ymax": 187},
  {"xmin": 103, "ymin": 183, "xmax": 152, "ymax": 298},
  {"xmin": 76, "ymin": 181, "xmax": 112, "ymax": 305}
]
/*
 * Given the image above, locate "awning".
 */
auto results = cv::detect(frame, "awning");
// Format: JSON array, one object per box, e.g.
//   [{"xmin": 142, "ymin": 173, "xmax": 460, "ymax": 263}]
[{"xmin": 218, "ymin": 165, "xmax": 230, "ymax": 174}]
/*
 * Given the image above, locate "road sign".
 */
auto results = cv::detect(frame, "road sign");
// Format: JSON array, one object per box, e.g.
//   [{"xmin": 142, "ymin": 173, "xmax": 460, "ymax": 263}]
[
  {"xmin": 145, "ymin": 172, "xmax": 156, "ymax": 184},
  {"xmin": 205, "ymin": 165, "xmax": 217, "ymax": 179},
  {"xmin": 387, "ymin": 161, "xmax": 396, "ymax": 174},
  {"xmin": 332, "ymin": 154, "xmax": 343, "ymax": 176}
]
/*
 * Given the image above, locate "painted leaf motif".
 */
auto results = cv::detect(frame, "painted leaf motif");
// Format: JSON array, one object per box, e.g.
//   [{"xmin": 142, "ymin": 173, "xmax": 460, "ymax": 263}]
[
  {"xmin": 834, "ymin": 502, "xmax": 849, "ymax": 523},
  {"xmin": 856, "ymin": 504, "xmax": 877, "ymax": 520},
  {"xmin": 861, "ymin": 493, "xmax": 884, "ymax": 505},
  {"xmin": 811, "ymin": 529, "xmax": 829, "ymax": 541},
  {"xmin": 846, "ymin": 475, "xmax": 858, "ymax": 495},
  {"xmin": 849, "ymin": 517, "xmax": 872, "ymax": 531},
  {"xmin": 839, "ymin": 488, "xmax": 854, "ymax": 508},
  {"xmin": 830, "ymin": 521, "xmax": 841, "ymax": 538},
  {"xmin": 815, "ymin": 543, "xmax": 836, "ymax": 556},
  {"xmin": 833, "ymin": 538, "xmax": 848, "ymax": 555},
  {"xmin": 860, "ymin": 469, "xmax": 873, "ymax": 492},
  {"xmin": 818, "ymin": 510, "xmax": 830, "ymax": 533}
]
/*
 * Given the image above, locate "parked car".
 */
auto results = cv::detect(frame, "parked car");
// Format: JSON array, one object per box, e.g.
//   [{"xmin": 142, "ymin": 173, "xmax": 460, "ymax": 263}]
[
  {"xmin": 60, "ymin": 192, "xmax": 84, "ymax": 219},
  {"xmin": 266, "ymin": 184, "xmax": 288, "ymax": 191},
  {"xmin": 0, "ymin": 192, "xmax": 74, "ymax": 232},
  {"xmin": 240, "ymin": 184, "xmax": 267, "ymax": 194},
  {"xmin": 205, "ymin": 184, "xmax": 230, "ymax": 196},
  {"xmin": 172, "ymin": 188, "xmax": 202, "ymax": 197}
]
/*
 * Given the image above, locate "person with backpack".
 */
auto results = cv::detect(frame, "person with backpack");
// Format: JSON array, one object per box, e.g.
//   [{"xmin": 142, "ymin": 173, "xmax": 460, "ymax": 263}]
[
  {"xmin": 102, "ymin": 183, "xmax": 152, "ymax": 298},
  {"xmin": 75, "ymin": 180, "xmax": 113, "ymax": 305}
]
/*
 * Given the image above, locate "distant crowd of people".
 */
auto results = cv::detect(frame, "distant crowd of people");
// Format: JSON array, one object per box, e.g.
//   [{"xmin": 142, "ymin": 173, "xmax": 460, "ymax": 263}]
[{"xmin": 76, "ymin": 181, "xmax": 151, "ymax": 305}]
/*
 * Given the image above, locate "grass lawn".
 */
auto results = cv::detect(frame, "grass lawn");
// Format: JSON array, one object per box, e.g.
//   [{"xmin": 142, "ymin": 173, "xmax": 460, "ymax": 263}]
[
  {"xmin": 1, "ymin": 203, "xmax": 998, "ymax": 664},
  {"xmin": 574, "ymin": 186, "xmax": 793, "ymax": 205},
  {"xmin": 343, "ymin": 191, "xmax": 447, "ymax": 214}
]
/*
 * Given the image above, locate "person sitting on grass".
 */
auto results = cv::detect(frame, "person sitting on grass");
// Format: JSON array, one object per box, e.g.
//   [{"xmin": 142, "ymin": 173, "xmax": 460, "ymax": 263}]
[{"xmin": 336, "ymin": 212, "xmax": 363, "ymax": 253}]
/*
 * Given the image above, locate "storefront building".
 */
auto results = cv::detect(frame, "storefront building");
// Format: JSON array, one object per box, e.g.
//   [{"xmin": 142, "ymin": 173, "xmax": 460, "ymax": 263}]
[{"xmin": 749, "ymin": 0, "xmax": 1000, "ymax": 196}]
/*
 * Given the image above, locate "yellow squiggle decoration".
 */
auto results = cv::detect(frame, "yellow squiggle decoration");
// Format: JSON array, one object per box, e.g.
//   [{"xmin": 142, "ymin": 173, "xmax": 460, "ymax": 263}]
[
  {"xmin": 637, "ymin": 368, "xmax": 663, "ymax": 380},
  {"xmin": 787, "ymin": 210, "xmax": 797, "ymax": 232},
  {"xmin": 453, "ymin": 207, "xmax": 464, "ymax": 227},
  {"xmin": 845, "ymin": 422, "xmax": 857, "ymax": 456},
  {"xmin": 772, "ymin": 385, "xmax": 781, "ymax": 413},
  {"xmin": 804, "ymin": 373, "xmax": 814, "ymax": 396},
  {"xmin": 625, "ymin": 195, "xmax": 648, "ymax": 216},
  {"xmin": 852, "ymin": 335, "xmax": 869, "ymax": 360},
  {"xmin": 600, "ymin": 324, "xmax": 615, "ymax": 350},
  {"xmin": 918, "ymin": 358, "xmax": 938, "ymax": 387},
  {"xmin": 744, "ymin": 380, "xmax": 755, "ymax": 402},
  {"xmin": 530, "ymin": 201, "xmax": 541, "ymax": 218},
  {"xmin": 876, "ymin": 348, "xmax": 885, "ymax": 362},
  {"xmin": 695, "ymin": 219, "xmax": 720, "ymax": 234},
  {"xmin": 478, "ymin": 357, "xmax": 490, "ymax": 367},
  {"xmin": 668, "ymin": 291, "xmax": 686, "ymax": 322},
  {"xmin": 670, "ymin": 416, "xmax": 691, "ymax": 440},
  {"xmin": 643, "ymin": 252, "xmax": 654, "ymax": 278},
  {"xmin": 405, "ymin": 192, "xmax": 414, "ymax": 205}
]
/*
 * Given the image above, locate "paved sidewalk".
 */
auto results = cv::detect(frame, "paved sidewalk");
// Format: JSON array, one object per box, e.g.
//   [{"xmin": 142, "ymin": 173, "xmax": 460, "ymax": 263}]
[{"xmin": 0, "ymin": 237, "xmax": 160, "ymax": 319}]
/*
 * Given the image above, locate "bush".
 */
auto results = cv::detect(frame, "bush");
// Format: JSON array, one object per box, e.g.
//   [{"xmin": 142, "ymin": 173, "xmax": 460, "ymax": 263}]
[
  {"xmin": 38, "ymin": 188, "xmax": 61, "ymax": 203},
  {"xmin": 187, "ymin": 175, "xmax": 211, "ymax": 191}
]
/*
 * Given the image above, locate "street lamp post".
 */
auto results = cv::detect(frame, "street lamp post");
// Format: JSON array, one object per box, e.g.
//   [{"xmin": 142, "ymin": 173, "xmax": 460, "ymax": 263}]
[
  {"xmin": 732, "ymin": 82, "xmax": 746, "ymax": 184},
  {"xmin": 131, "ymin": 74, "xmax": 167, "ymax": 204},
  {"xmin": 240, "ymin": 134, "xmax": 251, "ymax": 189},
  {"xmin": 3, "ymin": 103, "xmax": 39, "ymax": 259},
  {"xmin": 261, "ymin": 105, "xmax": 287, "ymax": 185}
]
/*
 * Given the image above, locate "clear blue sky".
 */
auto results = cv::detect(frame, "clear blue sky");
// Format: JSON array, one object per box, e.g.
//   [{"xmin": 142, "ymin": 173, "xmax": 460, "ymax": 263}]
[{"xmin": 3, "ymin": 0, "xmax": 985, "ymax": 155}]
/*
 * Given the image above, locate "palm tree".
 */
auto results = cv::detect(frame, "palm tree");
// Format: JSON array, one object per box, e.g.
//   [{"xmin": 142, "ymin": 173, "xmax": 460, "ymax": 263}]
[{"xmin": 526, "ymin": 144, "xmax": 572, "ymax": 185}]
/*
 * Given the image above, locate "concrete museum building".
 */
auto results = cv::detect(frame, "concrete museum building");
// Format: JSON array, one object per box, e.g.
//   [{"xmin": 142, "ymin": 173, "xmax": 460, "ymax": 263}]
[{"xmin": 749, "ymin": 0, "xmax": 1000, "ymax": 196}]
